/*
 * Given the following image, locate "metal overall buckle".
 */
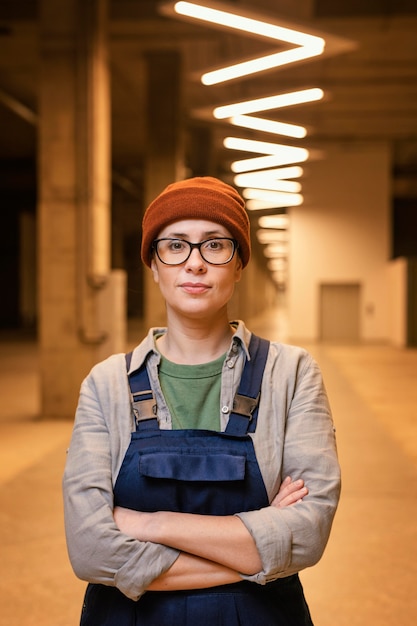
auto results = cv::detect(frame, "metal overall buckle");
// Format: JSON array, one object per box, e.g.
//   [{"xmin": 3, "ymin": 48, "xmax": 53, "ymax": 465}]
[
  {"xmin": 232, "ymin": 393, "xmax": 260, "ymax": 420},
  {"xmin": 131, "ymin": 390, "xmax": 157, "ymax": 425}
]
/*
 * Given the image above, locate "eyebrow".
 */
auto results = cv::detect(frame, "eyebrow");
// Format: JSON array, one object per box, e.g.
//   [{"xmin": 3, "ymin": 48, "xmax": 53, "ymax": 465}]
[{"xmin": 164, "ymin": 230, "xmax": 226, "ymax": 239}]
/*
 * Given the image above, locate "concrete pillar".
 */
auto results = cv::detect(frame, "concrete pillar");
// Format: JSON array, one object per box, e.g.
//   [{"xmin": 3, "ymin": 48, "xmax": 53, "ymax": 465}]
[
  {"xmin": 143, "ymin": 51, "xmax": 184, "ymax": 328},
  {"xmin": 38, "ymin": 0, "xmax": 124, "ymax": 418}
]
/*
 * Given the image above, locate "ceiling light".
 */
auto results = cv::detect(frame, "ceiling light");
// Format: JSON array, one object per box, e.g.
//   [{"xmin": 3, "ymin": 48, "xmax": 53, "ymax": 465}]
[
  {"xmin": 170, "ymin": 2, "xmax": 325, "ymax": 84},
  {"xmin": 234, "ymin": 172, "xmax": 301, "ymax": 192},
  {"xmin": 267, "ymin": 258, "xmax": 287, "ymax": 271},
  {"xmin": 173, "ymin": 2, "xmax": 324, "ymax": 46},
  {"xmin": 234, "ymin": 168, "xmax": 303, "ymax": 187},
  {"xmin": 243, "ymin": 188, "xmax": 299, "ymax": 203},
  {"xmin": 231, "ymin": 153, "xmax": 309, "ymax": 172},
  {"xmin": 214, "ymin": 88, "xmax": 324, "ymax": 119},
  {"xmin": 230, "ymin": 115, "xmax": 307, "ymax": 139},
  {"xmin": 255, "ymin": 179, "xmax": 302, "ymax": 193},
  {"xmin": 263, "ymin": 243, "xmax": 288, "ymax": 257},
  {"xmin": 224, "ymin": 136, "xmax": 309, "ymax": 156},
  {"xmin": 258, "ymin": 215, "xmax": 290, "ymax": 229},
  {"xmin": 201, "ymin": 48, "xmax": 324, "ymax": 84},
  {"xmin": 256, "ymin": 229, "xmax": 288, "ymax": 244},
  {"xmin": 243, "ymin": 187, "xmax": 303, "ymax": 205},
  {"xmin": 245, "ymin": 194, "xmax": 303, "ymax": 210},
  {"xmin": 271, "ymin": 270, "xmax": 287, "ymax": 283}
]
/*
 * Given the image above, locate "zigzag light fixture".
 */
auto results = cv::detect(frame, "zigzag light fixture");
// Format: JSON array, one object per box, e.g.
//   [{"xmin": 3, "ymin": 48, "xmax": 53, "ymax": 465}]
[{"xmin": 159, "ymin": 2, "xmax": 335, "ymax": 210}]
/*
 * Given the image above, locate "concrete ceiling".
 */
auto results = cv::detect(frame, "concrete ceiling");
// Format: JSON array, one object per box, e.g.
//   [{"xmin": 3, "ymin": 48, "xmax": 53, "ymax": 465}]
[{"xmin": 1, "ymin": 0, "xmax": 417, "ymax": 199}]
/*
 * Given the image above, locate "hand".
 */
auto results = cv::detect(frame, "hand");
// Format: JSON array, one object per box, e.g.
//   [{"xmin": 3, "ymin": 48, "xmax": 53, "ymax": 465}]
[{"xmin": 271, "ymin": 476, "xmax": 308, "ymax": 509}]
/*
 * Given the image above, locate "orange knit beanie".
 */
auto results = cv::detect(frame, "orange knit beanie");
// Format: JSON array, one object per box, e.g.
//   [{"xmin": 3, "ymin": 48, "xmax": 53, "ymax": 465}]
[{"xmin": 141, "ymin": 176, "xmax": 251, "ymax": 268}]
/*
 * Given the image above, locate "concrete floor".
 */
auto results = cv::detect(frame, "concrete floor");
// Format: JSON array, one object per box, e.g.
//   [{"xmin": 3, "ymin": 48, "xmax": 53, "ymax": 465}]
[{"xmin": 1, "ymin": 315, "xmax": 416, "ymax": 626}]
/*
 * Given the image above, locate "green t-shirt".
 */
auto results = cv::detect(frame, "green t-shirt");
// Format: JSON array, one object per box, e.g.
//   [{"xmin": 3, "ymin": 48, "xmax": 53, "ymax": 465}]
[{"xmin": 158, "ymin": 353, "xmax": 225, "ymax": 430}]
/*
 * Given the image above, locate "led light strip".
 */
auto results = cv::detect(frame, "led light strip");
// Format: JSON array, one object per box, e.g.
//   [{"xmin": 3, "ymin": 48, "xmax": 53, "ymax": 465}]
[
  {"xmin": 173, "ymin": 2, "xmax": 325, "ymax": 84},
  {"xmin": 258, "ymin": 215, "xmax": 290, "ymax": 229},
  {"xmin": 231, "ymin": 154, "xmax": 309, "ymax": 174},
  {"xmin": 243, "ymin": 188, "xmax": 304, "ymax": 210},
  {"xmin": 201, "ymin": 47, "xmax": 324, "ymax": 85},
  {"xmin": 234, "ymin": 176, "xmax": 301, "ymax": 193},
  {"xmin": 234, "ymin": 167, "xmax": 303, "ymax": 186},
  {"xmin": 230, "ymin": 115, "xmax": 307, "ymax": 140},
  {"xmin": 213, "ymin": 88, "xmax": 324, "ymax": 119},
  {"xmin": 174, "ymin": 2, "xmax": 324, "ymax": 45},
  {"xmin": 224, "ymin": 137, "xmax": 308, "ymax": 156}
]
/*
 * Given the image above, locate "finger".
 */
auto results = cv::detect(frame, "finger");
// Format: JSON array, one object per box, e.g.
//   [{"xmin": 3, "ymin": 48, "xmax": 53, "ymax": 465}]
[
  {"xmin": 271, "ymin": 485, "xmax": 308, "ymax": 508},
  {"xmin": 277, "ymin": 476, "xmax": 292, "ymax": 494},
  {"xmin": 279, "ymin": 478, "xmax": 305, "ymax": 499}
]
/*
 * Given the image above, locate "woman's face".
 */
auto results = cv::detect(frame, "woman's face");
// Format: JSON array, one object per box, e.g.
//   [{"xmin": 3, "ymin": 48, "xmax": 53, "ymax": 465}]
[{"xmin": 150, "ymin": 219, "xmax": 243, "ymax": 322}]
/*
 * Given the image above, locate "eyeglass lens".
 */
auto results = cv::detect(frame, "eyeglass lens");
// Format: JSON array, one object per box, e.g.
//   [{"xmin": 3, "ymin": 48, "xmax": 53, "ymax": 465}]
[{"xmin": 155, "ymin": 238, "xmax": 236, "ymax": 265}]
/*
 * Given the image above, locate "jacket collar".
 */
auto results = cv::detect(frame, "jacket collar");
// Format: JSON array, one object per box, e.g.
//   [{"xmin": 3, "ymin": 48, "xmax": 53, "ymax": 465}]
[{"xmin": 127, "ymin": 320, "xmax": 251, "ymax": 375}]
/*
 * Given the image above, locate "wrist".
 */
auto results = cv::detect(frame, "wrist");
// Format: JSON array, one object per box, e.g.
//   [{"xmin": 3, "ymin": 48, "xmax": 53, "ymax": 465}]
[{"xmin": 148, "ymin": 510, "xmax": 171, "ymax": 544}]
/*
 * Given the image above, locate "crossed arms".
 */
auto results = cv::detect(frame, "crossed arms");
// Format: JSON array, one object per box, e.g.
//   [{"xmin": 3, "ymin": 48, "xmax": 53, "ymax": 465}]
[{"xmin": 113, "ymin": 476, "xmax": 308, "ymax": 591}]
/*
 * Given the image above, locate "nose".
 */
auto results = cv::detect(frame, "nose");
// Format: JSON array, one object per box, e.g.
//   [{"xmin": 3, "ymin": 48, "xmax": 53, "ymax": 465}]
[{"xmin": 184, "ymin": 246, "xmax": 206, "ymax": 271}]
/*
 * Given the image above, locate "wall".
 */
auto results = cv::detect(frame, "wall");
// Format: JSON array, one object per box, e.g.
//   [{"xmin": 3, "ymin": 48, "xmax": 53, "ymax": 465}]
[
  {"xmin": 288, "ymin": 142, "xmax": 391, "ymax": 343},
  {"xmin": 387, "ymin": 257, "xmax": 407, "ymax": 347}
]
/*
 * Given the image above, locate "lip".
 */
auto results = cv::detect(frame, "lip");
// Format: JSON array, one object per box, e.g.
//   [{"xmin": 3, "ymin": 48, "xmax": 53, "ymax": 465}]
[{"xmin": 179, "ymin": 282, "xmax": 211, "ymax": 294}]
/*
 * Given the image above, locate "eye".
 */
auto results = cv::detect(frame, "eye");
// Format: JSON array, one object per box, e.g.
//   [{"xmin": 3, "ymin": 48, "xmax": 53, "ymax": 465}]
[
  {"xmin": 168, "ymin": 239, "xmax": 187, "ymax": 253},
  {"xmin": 204, "ymin": 239, "xmax": 224, "ymax": 251}
]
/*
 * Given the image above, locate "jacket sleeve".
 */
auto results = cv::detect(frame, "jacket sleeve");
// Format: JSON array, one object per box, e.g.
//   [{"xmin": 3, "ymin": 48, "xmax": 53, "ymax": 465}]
[
  {"xmin": 62, "ymin": 363, "xmax": 180, "ymax": 601},
  {"xmin": 236, "ymin": 351, "xmax": 341, "ymax": 584}
]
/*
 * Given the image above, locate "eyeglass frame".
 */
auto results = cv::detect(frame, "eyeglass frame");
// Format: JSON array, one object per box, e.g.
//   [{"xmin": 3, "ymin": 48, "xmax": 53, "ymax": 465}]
[{"xmin": 151, "ymin": 237, "xmax": 239, "ymax": 266}]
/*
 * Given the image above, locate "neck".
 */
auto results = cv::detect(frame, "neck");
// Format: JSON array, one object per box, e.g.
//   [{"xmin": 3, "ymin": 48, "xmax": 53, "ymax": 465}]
[{"xmin": 157, "ymin": 314, "xmax": 234, "ymax": 365}]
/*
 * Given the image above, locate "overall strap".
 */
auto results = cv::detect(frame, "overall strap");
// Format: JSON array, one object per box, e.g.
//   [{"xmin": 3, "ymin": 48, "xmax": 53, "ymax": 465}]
[
  {"xmin": 125, "ymin": 353, "xmax": 158, "ymax": 431},
  {"xmin": 225, "ymin": 334, "xmax": 270, "ymax": 436}
]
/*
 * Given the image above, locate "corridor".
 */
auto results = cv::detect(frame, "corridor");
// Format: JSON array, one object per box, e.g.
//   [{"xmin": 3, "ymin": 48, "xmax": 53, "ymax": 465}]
[{"xmin": 1, "ymin": 311, "xmax": 416, "ymax": 626}]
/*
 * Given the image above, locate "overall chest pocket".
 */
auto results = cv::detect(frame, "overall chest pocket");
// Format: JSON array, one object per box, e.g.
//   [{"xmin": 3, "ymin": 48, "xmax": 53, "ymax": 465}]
[
  {"xmin": 139, "ymin": 450, "xmax": 246, "ymax": 482},
  {"xmin": 135, "ymin": 448, "xmax": 248, "ymax": 515}
]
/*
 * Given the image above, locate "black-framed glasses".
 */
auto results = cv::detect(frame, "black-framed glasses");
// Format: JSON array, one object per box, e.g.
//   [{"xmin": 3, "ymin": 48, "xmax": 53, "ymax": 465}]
[{"xmin": 152, "ymin": 237, "xmax": 238, "ymax": 266}]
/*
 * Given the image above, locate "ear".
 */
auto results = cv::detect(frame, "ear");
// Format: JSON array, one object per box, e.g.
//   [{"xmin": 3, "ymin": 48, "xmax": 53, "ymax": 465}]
[
  {"xmin": 234, "ymin": 256, "xmax": 243, "ymax": 283},
  {"xmin": 150, "ymin": 258, "xmax": 160, "ymax": 284}
]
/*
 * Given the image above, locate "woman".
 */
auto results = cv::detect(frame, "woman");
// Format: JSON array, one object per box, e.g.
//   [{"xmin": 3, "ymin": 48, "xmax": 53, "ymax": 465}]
[{"xmin": 63, "ymin": 176, "xmax": 341, "ymax": 625}]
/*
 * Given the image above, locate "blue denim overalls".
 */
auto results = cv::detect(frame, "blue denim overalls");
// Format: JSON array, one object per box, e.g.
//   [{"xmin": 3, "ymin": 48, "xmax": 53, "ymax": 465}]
[{"xmin": 80, "ymin": 335, "xmax": 313, "ymax": 625}]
